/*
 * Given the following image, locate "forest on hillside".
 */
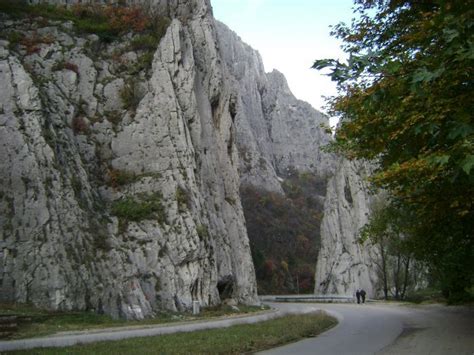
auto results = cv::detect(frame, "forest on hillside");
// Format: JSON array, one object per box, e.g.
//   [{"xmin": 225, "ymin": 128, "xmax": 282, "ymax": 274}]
[{"xmin": 241, "ymin": 171, "xmax": 327, "ymax": 294}]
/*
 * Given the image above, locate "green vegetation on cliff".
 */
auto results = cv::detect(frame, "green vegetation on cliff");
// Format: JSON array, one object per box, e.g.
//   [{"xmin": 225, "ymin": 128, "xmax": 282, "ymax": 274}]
[{"xmin": 0, "ymin": 0, "xmax": 170, "ymax": 43}]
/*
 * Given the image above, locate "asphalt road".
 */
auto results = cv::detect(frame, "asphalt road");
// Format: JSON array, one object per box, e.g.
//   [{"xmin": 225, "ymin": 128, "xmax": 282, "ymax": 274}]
[
  {"xmin": 259, "ymin": 302, "xmax": 474, "ymax": 355},
  {"xmin": 0, "ymin": 301, "xmax": 472, "ymax": 354}
]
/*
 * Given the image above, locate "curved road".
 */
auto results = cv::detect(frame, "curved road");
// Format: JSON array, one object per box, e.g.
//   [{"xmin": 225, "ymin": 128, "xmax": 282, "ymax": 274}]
[
  {"xmin": 0, "ymin": 302, "xmax": 472, "ymax": 353},
  {"xmin": 260, "ymin": 302, "xmax": 474, "ymax": 355}
]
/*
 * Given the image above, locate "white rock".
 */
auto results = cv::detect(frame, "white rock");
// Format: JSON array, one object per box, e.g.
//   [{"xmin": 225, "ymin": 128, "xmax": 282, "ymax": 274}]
[{"xmin": 315, "ymin": 159, "xmax": 380, "ymax": 298}]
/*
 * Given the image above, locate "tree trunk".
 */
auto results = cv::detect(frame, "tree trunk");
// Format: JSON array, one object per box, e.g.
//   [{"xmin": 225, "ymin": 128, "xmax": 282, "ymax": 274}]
[
  {"xmin": 401, "ymin": 257, "xmax": 410, "ymax": 299},
  {"xmin": 394, "ymin": 253, "xmax": 402, "ymax": 300},
  {"xmin": 380, "ymin": 241, "xmax": 389, "ymax": 300}
]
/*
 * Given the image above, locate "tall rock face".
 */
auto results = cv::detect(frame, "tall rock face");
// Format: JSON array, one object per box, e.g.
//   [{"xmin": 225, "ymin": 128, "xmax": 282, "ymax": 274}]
[
  {"xmin": 314, "ymin": 159, "xmax": 380, "ymax": 297},
  {"xmin": 1, "ymin": 0, "xmax": 381, "ymax": 313},
  {"xmin": 216, "ymin": 22, "xmax": 337, "ymax": 294},
  {"xmin": 0, "ymin": 0, "xmax": 258, "ymax": 319},
  {"xmin": 216, "ymin": 22, "xmax": 335, "ymax": 192}
]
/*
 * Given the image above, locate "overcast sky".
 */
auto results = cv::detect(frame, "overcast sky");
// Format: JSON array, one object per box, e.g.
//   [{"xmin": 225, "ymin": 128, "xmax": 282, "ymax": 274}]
[{"xmin": 211, "ymin": 0, "xmax": 355, "ymax": 125}]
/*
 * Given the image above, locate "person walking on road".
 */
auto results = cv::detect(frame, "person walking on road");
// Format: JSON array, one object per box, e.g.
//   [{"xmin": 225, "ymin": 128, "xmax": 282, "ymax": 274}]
[
  {"xmin": 356, "ymin": 289, "xmax": 361, "ymax": 304},
  {"xmin": 360, "ymin": 289, "xmax": 366, "ymax": 303}
]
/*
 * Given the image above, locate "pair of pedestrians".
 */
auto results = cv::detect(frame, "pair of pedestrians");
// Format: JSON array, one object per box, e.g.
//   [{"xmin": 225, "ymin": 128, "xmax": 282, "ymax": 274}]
[{"xmin": 355, "ymin": 289, "xmax": 366, "ymax": 304}]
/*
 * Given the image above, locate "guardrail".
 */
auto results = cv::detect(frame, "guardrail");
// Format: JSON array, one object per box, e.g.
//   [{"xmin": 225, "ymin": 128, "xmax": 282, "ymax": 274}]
[{"xmin": 260, "ymin": 295, "xmax": 355, "ymax": 303}]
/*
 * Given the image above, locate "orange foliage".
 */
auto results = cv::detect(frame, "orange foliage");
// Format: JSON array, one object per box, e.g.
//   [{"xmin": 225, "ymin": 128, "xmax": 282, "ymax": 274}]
[
  {"xmin": 20, "ymin": 32, "xmax": 54, "ymax": 55},
  {"xmin": 105, "ymin": 6, "xmax": 150, "ymax": 33}
]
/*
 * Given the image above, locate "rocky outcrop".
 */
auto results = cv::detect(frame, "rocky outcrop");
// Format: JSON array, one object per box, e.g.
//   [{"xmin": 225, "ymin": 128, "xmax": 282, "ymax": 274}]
[
  {"xmin": 1, "ymin": 0, "xmax": 382, "ymax": 315},
  {"xmin": 314, "ymin": 159, "xmax": 380, "ymax": 297},
  {"xmin": 0, "ymin": 0, "xmax": 258, "ymax": 319},
  {"xmin": 216, "ymin": 22, "xmax": 334, "ymax": 193}
]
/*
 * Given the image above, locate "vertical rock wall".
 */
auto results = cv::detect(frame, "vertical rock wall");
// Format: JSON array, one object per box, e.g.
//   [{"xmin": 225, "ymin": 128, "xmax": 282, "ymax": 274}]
[
  {"xmin": 215, "ymin": 22, "xmax": 335, "ymax": 192},
  {"xmin": 314, "ymin": 159, "xmax": 380, "ymax": 297},
  {"xmin": 1, "ymin": 0, "xmax": 382, "ymax": 313},
  {"xmin": 214, "ymin": 23, "xmax": 382, "ymax": 296},
  {"xmin": 0, "ymin": 0, "xmax": 258, "ymax": 319}
]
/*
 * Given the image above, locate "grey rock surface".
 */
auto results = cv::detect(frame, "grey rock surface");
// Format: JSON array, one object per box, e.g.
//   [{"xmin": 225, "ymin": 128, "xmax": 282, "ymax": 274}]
[
  {"xmin": 215, "ymin": 21, "xmax": 382, "ymax": 298},
  {"xmin": 0, "ymin": 0, "xmax": 382, "ymax": 318},
  {"xmin": 0, "ymin": 0, "xmax": 258, "ymax": 319},
  {"xmin": 215, "ymin": 22, "xmax": 335, "ymax": 193},
  {"xmin": 314, "ymin": 159, "xmax": 380, "ymax": 297}
]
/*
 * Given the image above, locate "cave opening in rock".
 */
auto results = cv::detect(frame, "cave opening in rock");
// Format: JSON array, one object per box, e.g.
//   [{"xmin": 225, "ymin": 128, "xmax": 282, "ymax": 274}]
[{"xmin": 217, "ymin": 275, "xmax": 234, "ymax": 300}]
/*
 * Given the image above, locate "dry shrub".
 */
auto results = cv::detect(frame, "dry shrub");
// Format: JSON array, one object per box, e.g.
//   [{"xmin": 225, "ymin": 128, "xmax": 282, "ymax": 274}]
[
  {"xmin": 20, "ymin": 32, "xmax": 54, "ymax": 55},
  {"xmin": 72, "ymin": 116, "xmax": 89, "ymax": 135}
]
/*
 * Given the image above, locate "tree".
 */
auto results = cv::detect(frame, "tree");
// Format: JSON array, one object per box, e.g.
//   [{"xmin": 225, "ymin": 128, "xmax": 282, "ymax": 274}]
[
  {"xmin": 314, "ymin": 0, "xmax": 474, "ymax": 301},
  {"xmin": 360, "ymin": 197, "xmax": 423, "ymax": 300}
]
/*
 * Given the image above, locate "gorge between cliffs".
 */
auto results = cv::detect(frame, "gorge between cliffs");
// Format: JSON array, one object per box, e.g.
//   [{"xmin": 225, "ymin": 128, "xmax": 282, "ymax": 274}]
[{"xmin": 0, "ymin": 0, "xmax": 377, "ymax": 319}]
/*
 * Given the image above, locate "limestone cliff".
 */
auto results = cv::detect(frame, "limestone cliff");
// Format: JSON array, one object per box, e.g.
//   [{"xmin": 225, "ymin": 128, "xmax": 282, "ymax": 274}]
[
  {"xmin": 0, "ymin": 0, "xmax": 382, "ymax": 314},
  {"xmin": 0, "ymin": 0, "xmax": 258, "ymax": 319},
  {"xmin": 314, "ymin": 159, "xmax": 380, "ymax": 297},
  {"xmin": 216, "ymin": 22, "xmax": 339, "ymax": 294},
  {"xmin": 214, "ymin": 22, "xmax": 380, "ymax": 296},
  {"xmin": 215, "ymin": 22, "xmax": 335, "ymax": 193}
]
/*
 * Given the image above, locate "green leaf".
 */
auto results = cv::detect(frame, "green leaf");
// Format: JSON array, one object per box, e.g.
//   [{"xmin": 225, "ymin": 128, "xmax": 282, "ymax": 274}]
[
  {"xmin": 429, "ymin": 154, "xmax": 450, "ymax": 166},
  {"xmin": 412, "ymin": 67, "xmax": 445, "ymax": 84},
  {"xmin": 460, "ymin": 155, "xmax": 474, "ymax": 175},
  {"xmin": 412, "ymin": 67, "xmax": 431, "ymax": 83},
  {"xmin": 385, "ymin": 61, "xmax": 402, "ymax": 74},
  {"xmin": 311, "ymin": 59, "xmax": 337, "ymax": 70},
  {"xmin": 443, "ymin": 28, "xmax": 459, "ymax": 43},
  {"xmin": 447, "ymin": 123, "xmax": 473, "ymax": 140}
]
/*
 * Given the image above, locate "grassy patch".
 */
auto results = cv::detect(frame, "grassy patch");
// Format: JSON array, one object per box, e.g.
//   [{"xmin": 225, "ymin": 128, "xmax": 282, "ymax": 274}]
[
  {"xmin": 129, "ymin": 34, "xmax": 160, "ymax": 52},
  {"xmin": 0, "ymin": 303, "xmax": 267, "ymax": 340},
  {"xmin": 175, "ymin": 186, "xmax": 189, "ymax": 211},
  {"xmin": 111, "ymin": 193, "xmax": 166, "ymax": 225},
  {"xmin": 11, "ymin": 312, "xmax": 336, "ymax": 354},
  {"xmin": 107, "ymin": 168, "xmax": 137, "ymax": 188},
  {"xmin": 197, "ymin": 304, "xmax": 267, "ymax": 318},
  {"xmin": 196, "ymin": 224, "xmax": 209, "ymax": 240},
  {"xmin": 120, "ymin": 78, "xmax": 142, "ymax": 111},
  {"xmin": 0, "ymin": 303, "xmax": 124, "ymax": 340}
]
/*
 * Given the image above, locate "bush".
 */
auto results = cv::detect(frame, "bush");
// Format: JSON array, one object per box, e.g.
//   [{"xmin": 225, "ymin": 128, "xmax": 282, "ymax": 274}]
[
  {"xmin": 7, "ymin": 31, "xmax": 22, "ymax": 47},
  {"xmin": 136, "ymin": 51, "xmax": 155, "ymax": 72},
  {"xmin": 404, "ymin": 288, "xmax": 445, "ymax": 304},
  {"xmin": 130, "ymin": 34, "xmax": 159, "ymax": 51},
  {"xmin": 104, "ymin": 110, "xmax": 123, "ymax": 126},
  {"xmin": 72, "ymin": 116, "xmax": 89, "ymax": 135},
  {"xmin": 176, "ymin": 186, "xmax": 189, "ymax": 211},
  {"xmin": 52, "ymin": 60, "xmax": 79, "ymax": 75},
  {"xmin": 120, "ymin": 79, "xmax": 142, "ymax": 111},
  {"xmin": 17, "ymin": 32, "xmax": 54, "ymax": 55},
  {"xmin": 0, "ymin": 2, "xmax": 171, "ymax": 44},
  {"xmin": 107, "ymin": 168, "xmax": 136, "ymax": 188},
  {"xmin": 111, "ymin": 194, "xmax": 166, "ymax": 224},
  {"xmin": 196, "ymin": 225, "xmax": 209, "ymax": 240}
]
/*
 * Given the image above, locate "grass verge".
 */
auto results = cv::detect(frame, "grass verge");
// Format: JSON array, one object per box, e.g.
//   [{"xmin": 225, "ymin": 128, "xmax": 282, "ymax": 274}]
[
  {"xmin": 0, "ymin": 304, "xmax": 268, "ymax": 340},
  {"xmin": 11, "ymin": 312, "xmax": 337, "ymax": 354}
]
